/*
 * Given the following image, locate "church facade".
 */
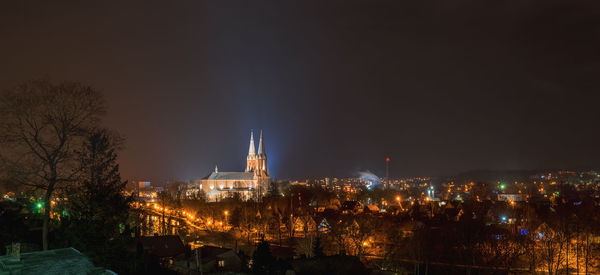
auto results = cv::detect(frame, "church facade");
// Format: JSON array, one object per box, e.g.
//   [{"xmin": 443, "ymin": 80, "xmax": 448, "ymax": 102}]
[{"xmin": 187, "ymin": 131, "xmax": 270, "ymax": 201}]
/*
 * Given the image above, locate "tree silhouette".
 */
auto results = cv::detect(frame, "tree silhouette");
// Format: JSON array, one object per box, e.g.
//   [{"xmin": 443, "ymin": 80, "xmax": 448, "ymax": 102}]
[
  {"xmin": 0, "ymin": 79, "xmax": 105, "ymax": 250},
  {"xmin": 63, "ymin": 129, "xmax": 131, "ymax": 270},
  {"xmin": 252, "ymin": 238, "xmax": 275, "ymax": 273},
  {"xmin": 313, "ymin": 236, "xmax": 325, "ymax": 257}
]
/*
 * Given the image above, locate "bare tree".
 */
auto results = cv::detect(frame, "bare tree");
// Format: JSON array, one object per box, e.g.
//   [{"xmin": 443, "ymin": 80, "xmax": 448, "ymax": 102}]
[
  {"xmin": 295, "ymin": 235, "xmax": 315, "ymax": 258},
  {"xmin": 324, "ymin": 212, "xmax": 350, "ymax": 255},
  {"xmin": 474, "ymin": 231, "xmax": 527, "ymax": 273},
  {"xmin": 347, "ymin": 214, "xmax": 380, "ymax": 258},
  {"xmin": 538, "ymin": 223, "xmax": 566, "ymax": 275},
  {"xmin": 0, "ymin": 79, "xmax": 105, "ymax": 250}
]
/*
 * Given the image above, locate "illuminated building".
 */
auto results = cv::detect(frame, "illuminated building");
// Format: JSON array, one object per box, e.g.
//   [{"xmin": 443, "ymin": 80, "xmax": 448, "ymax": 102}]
[{"xmin": 187, "ymin": 130, "xmax": 270, "ymax": 201}]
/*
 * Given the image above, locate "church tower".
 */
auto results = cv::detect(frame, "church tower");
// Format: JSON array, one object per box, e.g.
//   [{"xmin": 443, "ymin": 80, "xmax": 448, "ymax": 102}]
[
  {"xmin": 245, "ymin": 131, "xmax": 257, "ymax": 172},
  {"xmin": 256, "ymin": 130, "xmax": 269, "ymax": 177},
  {"xmin": 245, "ymin": 130, "xmax": 268, "ymax": 177}
]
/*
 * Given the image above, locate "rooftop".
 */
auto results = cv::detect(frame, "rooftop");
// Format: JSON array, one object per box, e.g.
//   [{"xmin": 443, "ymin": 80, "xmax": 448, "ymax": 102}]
[
  {"xmin": 202, "ymin": 172, "xmax": 255, "ymax": 181},
  {"xmin": 0, "ymin": 247, "xmax": 111, "ymax": 275}
]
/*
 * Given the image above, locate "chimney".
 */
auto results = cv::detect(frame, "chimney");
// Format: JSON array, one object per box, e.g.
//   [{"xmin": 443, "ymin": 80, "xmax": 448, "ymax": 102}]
[{"xmin": 5, "ymin": 242, "xmax": 21, "ymax": 261}]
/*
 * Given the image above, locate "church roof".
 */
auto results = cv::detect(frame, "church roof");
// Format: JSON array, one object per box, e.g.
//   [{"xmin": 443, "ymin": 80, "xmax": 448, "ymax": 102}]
[
  {"xmin": 202, "ymin": 172, "xmax": 255, "ymax": 180},
  {"xmin": 248, "ymin": 130, "xmax": 256, "ymax": 156},
  {"xmin": 257, "ymin": 130, "xmax": 266, "ymax": 156}
]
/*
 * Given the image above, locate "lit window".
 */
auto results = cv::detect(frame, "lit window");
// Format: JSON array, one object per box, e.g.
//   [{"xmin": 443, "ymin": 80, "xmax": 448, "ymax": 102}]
[{"xmin": 218, "ymin": 260, "xmax": 225, "ymax": 267}]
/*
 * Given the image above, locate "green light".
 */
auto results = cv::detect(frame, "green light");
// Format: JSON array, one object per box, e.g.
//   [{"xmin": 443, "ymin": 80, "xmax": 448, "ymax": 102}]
[
  {"xmin": 500, "ymin": 184, "xmax": 506, "ymax": 190},
  {"xmin": 36, "ymin": 202, "xmax": 43, "ymax": 208}
]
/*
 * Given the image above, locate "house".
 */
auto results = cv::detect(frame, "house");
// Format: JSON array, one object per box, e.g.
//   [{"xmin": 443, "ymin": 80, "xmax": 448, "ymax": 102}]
[
  {"xmin": 171, "ymin": 245, "xmax": 242, "ymax": 273},
  {"xmin": 398, "ymin": 221, "xmax": 425, "ymax": 237},
  {"xmin": 386, "ymin": 205, "xmax": 402, "ymax": 215},
  {"xmin": 138, "ymin": 235, "xmax": 186, "ymax": 261},
  {"xmin": 317, "ymin": 218, "xmax": 331, "ymax": 233},
  {"xmin": 443, "ymin": 204, "xmax": 462, "ymax": 221},
  {"xmin": 0, "ymin": 247, "xmax": 112, "ymax": 274},
  {"xmin": 364, "ymin": 204, "xmax": 380, "ymax": 213},
  {"xmin": 341, "ymin": 201, "xmax": 362, "ymax": 214},
  {"xmin": 325, "ymin": 204, "xmax": 340, "ymax": 211},
  {"xmin": 198, "ymin": 246, "xmax": 242, "ymax": 273},
  {"xmin": 497, "ymin": 193, "xmax": 525, "ymax": 202},
  {"xmin": 293, "ymin": 216, "xmax": 317, "ymax": 237}
]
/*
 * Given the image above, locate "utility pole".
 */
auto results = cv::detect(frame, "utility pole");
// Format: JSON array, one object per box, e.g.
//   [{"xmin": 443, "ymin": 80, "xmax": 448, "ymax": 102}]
[
  {"xmin": 290, "ymin": 194, "xmax": 293, "ymax": 239},
  {"xmin": 135, "ymin": 181, "xmax": 141, "ymax": 237},
  {"xmin": 195, "ymin": 247, "xmax": 203, "ymax": 275},
  {"xmin": 385, "ymin": 157, "xmax": 390, "ymax": 189}
]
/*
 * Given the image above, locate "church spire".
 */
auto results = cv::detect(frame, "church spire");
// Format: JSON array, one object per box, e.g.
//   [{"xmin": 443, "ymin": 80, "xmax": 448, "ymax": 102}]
[
  {"xmin": 248, "ymin": 130, "xmax": 256, "ymax": 156},
  {"xmin": 258, "ymin": 130, "xmax": 265, "ymax": 156}
]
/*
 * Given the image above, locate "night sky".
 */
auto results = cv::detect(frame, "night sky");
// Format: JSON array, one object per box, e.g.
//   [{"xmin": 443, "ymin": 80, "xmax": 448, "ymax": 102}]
[{"xmin": 1, "ymin": 1, "xmax": 599, "ymax": 183}]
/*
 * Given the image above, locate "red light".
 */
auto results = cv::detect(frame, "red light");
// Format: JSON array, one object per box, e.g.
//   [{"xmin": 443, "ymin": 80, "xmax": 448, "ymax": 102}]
[{"xmin": 386, "ymin": 157, "xmax": 390, "ymax": 162}]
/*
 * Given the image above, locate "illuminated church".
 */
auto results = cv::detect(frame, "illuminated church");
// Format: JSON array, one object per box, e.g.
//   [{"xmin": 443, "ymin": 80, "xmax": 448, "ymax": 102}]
[{"xmin": 188, "ymin": 130, "xmax": 270, "ymax": 201}]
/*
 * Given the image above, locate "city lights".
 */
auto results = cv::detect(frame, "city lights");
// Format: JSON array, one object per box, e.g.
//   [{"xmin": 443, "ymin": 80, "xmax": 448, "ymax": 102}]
[{"xmin": 0, "ymin": 2, "xmax": 598, "ymax": 274}]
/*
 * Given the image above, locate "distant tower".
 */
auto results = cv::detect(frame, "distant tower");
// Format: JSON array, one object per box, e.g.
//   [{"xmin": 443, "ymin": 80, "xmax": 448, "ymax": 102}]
[
  {"xmin": 246, "ymin": 131, "xmax": 257, "ymax": 172},
  {"xmin": 256, "ymin": 130, "xmax": 268, "ymax": 176},
  {"xmin": 385, "ymin": 157, "xmax": 390, "ymax": 188}
]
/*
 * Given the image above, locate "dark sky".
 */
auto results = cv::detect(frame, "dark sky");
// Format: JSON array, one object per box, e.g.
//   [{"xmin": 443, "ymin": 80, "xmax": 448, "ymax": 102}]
[{"xmin": 1, "ymin": 0, "xmax": 600, "ymax": 183}]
